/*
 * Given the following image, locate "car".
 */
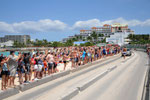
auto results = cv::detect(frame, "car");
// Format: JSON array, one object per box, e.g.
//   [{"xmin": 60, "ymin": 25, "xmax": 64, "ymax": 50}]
[
  {"xmin": 126, "ymin": 48, "xmax": 132, "ymax": 56},
  {"xmin": 122, "ymin": 48, "xmax": 132, "ymax": 56}
]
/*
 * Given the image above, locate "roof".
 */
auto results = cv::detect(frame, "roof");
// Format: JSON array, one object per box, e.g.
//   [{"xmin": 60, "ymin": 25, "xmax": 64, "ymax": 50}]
[
  {"xmin": 111, "ymin": 23, "xmax": 128, "ymax": 27},
  {"xmin": 92, "ymin": 27, "xmax": 97, "ymax": 29},
  {"xmin": 103, "ymin": 24, "xmax": 110, "ymax": 26},
  {"xmin": 80, "ymin": 30, "xmax": 91, "ymax": 32}
]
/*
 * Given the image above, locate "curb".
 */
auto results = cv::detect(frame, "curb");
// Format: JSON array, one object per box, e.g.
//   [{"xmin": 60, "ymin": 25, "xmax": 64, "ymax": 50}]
[
  {"xmin": 60, "ymin": 65, "xmax": 118, "ymax": 100},
  {"xmin": 0, "ymin": 88, "xmax": 19, "ymax": 100},
  {"xmin": 60, "ymin": 70, "xmax": 109, "ymax": 100},
  {"xmin": 37, "ymin": 76, "xmax": 53, "ymax": 86},
  {"xmin": 52, "ymin": 70, "xmax": 70, "ymax": 80},
  {"xmin": 60, "ymin": 88, "xmax": 79, "ymax": 100},
  {"xmin": 107, "ymin": 66, "xmax": 117, "ymax": 72},
  {"xmin": 77, "ymin": 70, "xmax": 108, "ymax": 91},
  {"xmin": 19, "ymin": 70, "xmax": 70, "ymax": 92},
  {"xmin": 71, "ymin": 65, "xmax": 87, "ymax": 73}
]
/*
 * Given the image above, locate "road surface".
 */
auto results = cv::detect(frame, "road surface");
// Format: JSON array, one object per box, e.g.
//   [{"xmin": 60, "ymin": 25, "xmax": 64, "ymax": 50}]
[
  {"xmin": 4, "ymin": 51, "xmax": 149, "ymax": 100},
  {"xmin": 72, "ymin": 51, "xmax": 148, "ymax": 100}
]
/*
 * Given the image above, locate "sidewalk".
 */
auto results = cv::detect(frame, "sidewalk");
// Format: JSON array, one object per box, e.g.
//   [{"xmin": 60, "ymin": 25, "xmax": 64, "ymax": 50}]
[{"xmin": 0, "ymin": 62, "xmax": 72, "ymax": 90}]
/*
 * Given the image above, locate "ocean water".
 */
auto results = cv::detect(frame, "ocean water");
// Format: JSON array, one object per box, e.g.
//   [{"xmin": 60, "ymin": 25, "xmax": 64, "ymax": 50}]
[
  {"xmin": 0, "ymin": 51, "xmax": 19, "ymax": 57},
  {"xmin": 0, "ymin": 51, "xmax": 36, "ymax": 57}
]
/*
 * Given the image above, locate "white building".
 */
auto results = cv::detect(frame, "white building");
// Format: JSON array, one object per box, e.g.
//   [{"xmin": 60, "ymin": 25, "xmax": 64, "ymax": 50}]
[
  {"xmin": 62, "ymin": 23, "xmax": 134, "ymax": 43},
  {"xmin": 0, "ymin": 40, "xmax": 14, "ymax": 47},
  {"xmin": 80, "ymin": 30, "xmax": 91, "ymax": 40},
  {"xmin": 106, "ymin": 32, "xmax": 131, "ymax": 46},
  {"xmin": 0, "ymin": 35, "xmax": 30, "ymax": 44}
]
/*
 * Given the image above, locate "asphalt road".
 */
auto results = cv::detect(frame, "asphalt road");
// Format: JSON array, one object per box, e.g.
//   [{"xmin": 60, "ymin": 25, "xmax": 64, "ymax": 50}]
[
  {"xmin": 4, "ymin": 51, "xmax": 149, "ymax": 100},
  {"xmin": 72, "ymin": 51, "xmax": 149, "ymax": 100}
]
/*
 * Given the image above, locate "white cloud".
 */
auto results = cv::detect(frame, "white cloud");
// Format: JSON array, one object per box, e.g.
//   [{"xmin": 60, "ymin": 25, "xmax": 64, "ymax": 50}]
[
  {"xmin": 101, "ymin": 17, "xmax": 142, "ymax": 26},
  {"xmin": 72, "ymin": 17, "xmax": 150, "ymax": 30},
  {"xmin": 0, "ymin": 18, "xmax": 150, "ymax": 34},
  {"xmin": 142, "ymin": 19, "xmax": 150, "ymax": 26},
  {"xmin": 71, "ymin": 19, "xmax": 102, "ymax": 30},
  {"xmin": 0, "ymin": 19, "xmax": 67, "ymax": 33},
  {"xmin": 0, "ymin": 22, "xmax": 15, "ymax": 33}
]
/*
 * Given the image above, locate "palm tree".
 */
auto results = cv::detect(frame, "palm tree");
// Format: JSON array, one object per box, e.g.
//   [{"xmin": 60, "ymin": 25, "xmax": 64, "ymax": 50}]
[
  {"xmin": 98, "ymin": 34, "xmax": 104, "ymax": 37},
  {"xmin": 43, "ymin": 39, "xmax": 48, "ymax": 46},
  {"xmin": 79, "ymin": 36, "xmax": 83, "ymax": 40},
  {"xmin": 87, "ymin": 36, "xmax": 92, "ymax": 41},
  {"xmin": 91, "ymin": 31, "xmax": 98, "ymax": 42},
  {"xmin": 75, "ymin": 36, "xmax": 79, "ymax": 41},
  {"xmin": 35, "ymin": 39, "xmax": 38, "ymax": 42},
  {"xmin": 27, "ymin": 39, "xmax": 31, "ymax": 44}
]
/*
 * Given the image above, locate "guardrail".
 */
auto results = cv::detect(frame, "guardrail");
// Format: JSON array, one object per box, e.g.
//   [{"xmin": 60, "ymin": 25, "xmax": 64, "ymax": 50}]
[
  {"xmin": 141, "ymin": 51, "xmax": 150, "ymax": 100},
  {"xmin": 124, "ymin": 44, "xmax": 147, "ymax": 49}
]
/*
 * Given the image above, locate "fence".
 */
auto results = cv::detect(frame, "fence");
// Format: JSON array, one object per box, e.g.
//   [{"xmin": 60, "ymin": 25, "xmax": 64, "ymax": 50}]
[
  {"xmin": 124, "ymin": 44, "xmax": 147, "ymax": 49},
  {"xmin": 141, "ymin": 50, "xmax": 150, "ymax": 100}
]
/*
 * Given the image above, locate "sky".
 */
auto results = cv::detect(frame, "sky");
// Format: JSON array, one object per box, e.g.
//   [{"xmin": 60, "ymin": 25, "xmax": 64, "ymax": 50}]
[{"xmin": 0, "ymin": 0, "xmax": 150, "ymax": 41}]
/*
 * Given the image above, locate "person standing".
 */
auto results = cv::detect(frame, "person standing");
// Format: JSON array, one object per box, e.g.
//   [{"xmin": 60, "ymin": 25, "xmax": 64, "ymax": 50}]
[
  {"xmin": 17, "ymin": 57, "xmax": 25, "ymax": 84},
  {"xmin": 0, "ymin": 57, "xmax": 9, "ymax": 90},
  {"xmin": 7, "ymin": 51, "xmax": 21, "ymax": 87},
  {"xmin": 23, "ymin": 53, "xmax": 31, "ymax": 83},
  {"xmin": 30, "ymin": 54, "xmax": 36, "ymax": 81},
  {"xmin": 102, "ymin": 47, "xmax": 106, "ymax": 58},
  {"xmin": 70, "ymin": 49, "xmax": 76, "ymax": 68},
  {"xmin": 0, "ymin": 54, "xmax": 4, "ymax": 70},
  {"xmin": 82, "ymin": 49, "xmax": 86, "ymax": 65},
  {"xmin": 46, "ymin": 52, "xmax": 54, "ymax": 75},
  {"xmin": 122, "ymin": 47, "xmax": 127, "ymax": 59},
  {"xmin": 63, "ymin": 53, "xmax": 68, "ymax": 70},
  {"xmin": 43, "ymin": 58, "xmax": 47, "ymax": 76},
  {"xmin": 54, "ymin": 54, "xmax": 59, "ymax": 73},
  {"xmin": 0, "ymin": 54, "xmax": 4, "ymax": 63},
  {"xmin": 37, "ymin": 57, "xmax": 44, "ymax": 79}
]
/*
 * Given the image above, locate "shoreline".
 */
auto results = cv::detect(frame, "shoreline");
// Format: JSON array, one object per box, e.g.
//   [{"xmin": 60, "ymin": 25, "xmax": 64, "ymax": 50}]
[{"xmin": 0, "ymin": 47, "xmax": 54, "ymax": 52}]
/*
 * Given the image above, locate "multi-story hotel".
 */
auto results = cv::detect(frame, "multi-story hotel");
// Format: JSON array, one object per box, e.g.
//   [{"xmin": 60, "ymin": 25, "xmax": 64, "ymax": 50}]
[
  {"xmin": 80, "ymin": 30, "xmax": 91, "ymax": 40},
  {"xmin": 79, "ymin": 23, "xmax": 134, "ymax": 36},
  {"xmin": 91, "ymin": 24, "xmax": 112, "ymax": 37},
  {"xmin": 62, "ymin": 23, "xmax": 134, "ymax": 45},
  {"xmin": 105, "ymin": 23, "xmax": 134, "ymax": 46},
  {"xmin": 111, "ymin": 23, "xmax": 134, "ymax": 34},
  {"xmin": 0, "ymin": 35, "xmax": 30, "ymax": 44}
]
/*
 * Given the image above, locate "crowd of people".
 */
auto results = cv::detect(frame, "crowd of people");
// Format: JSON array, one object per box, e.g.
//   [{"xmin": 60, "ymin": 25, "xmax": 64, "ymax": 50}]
[
  {"xmin": 0, "ymin": 46, "xmax": 121, "ymax": 90},
  {"xmin": 146, "ymin": 45, "xmax": 150, "ymax": 58}
]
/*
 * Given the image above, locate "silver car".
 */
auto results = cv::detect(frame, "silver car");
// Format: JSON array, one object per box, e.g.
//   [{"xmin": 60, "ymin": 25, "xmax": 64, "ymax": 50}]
[{"xmin": 122, "ymin": 48, "xmax": 132, "ymax": 56}]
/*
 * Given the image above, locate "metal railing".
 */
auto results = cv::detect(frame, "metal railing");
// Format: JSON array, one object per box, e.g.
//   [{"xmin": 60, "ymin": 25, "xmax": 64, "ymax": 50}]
[
  {"xmin": 124, "ymin": 44, "xmax": 147, "ymax": 49},
  {"xmin": 128, "ymin": 45, "xmax": 150, "ymax": 100},
  {"xmin": 141, "ymin": 52, "xmax": 150, "ymax": 100}
]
